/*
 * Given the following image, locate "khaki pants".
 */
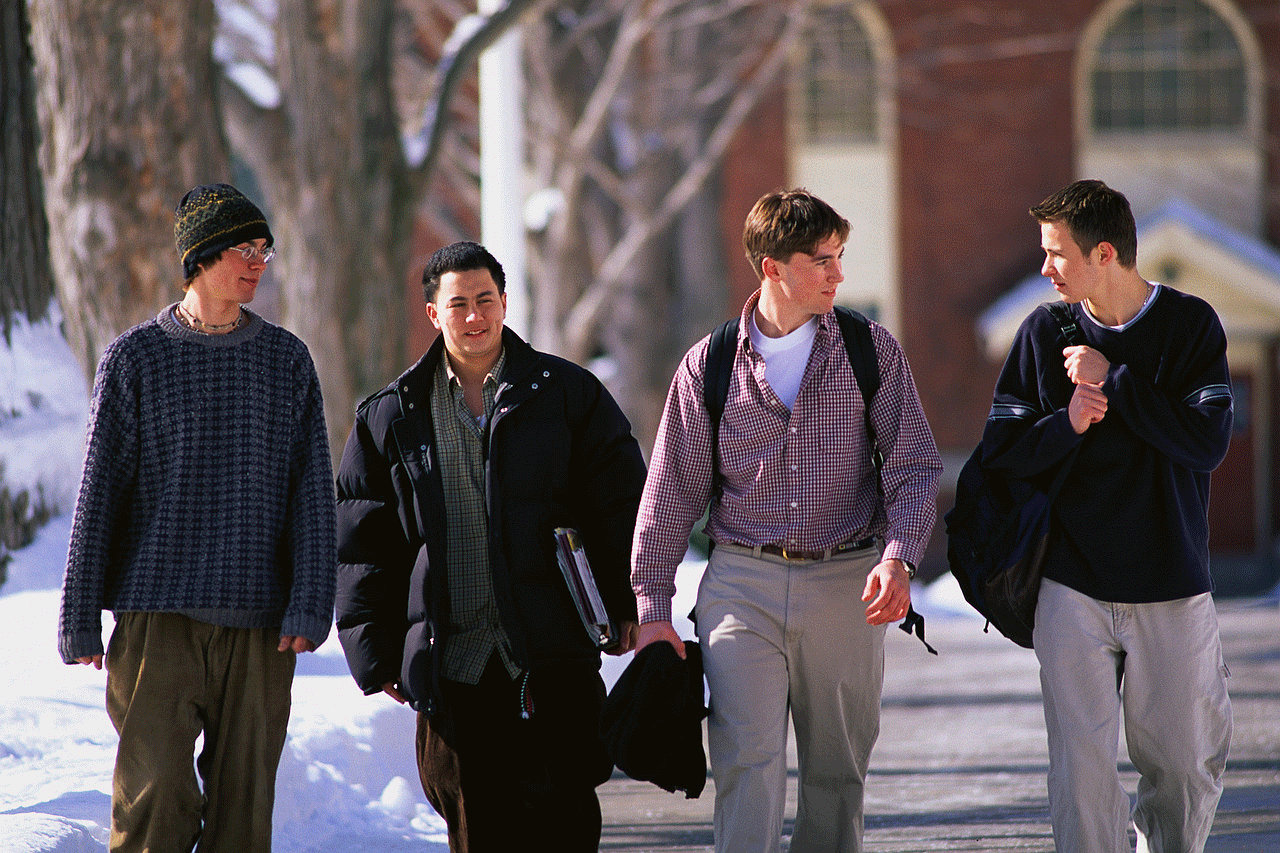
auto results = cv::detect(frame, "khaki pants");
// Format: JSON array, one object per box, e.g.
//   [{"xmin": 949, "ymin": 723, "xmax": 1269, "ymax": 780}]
[
  {"xmin": 696, "ymin": 543, "xmax": 886, "ymax": 853},
  {"xmin": 1034, "ymin": 579, "xmax": 1232, "ymax": 853},
  {"xmin": 105, "ymin": 612, "xmax": 295, "ymax": 853}
]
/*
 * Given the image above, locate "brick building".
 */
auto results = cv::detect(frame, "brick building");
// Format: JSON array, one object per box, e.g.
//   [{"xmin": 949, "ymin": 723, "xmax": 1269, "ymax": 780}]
[{"xmin": 717, "ymin": 0, "xmax": 1280, "ymax": 587}]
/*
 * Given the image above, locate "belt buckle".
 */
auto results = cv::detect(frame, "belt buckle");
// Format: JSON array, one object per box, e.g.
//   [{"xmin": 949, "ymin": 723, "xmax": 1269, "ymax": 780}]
[{"xmin": 779, "ymin": 545, "xmax": 797, "ymax": 561}]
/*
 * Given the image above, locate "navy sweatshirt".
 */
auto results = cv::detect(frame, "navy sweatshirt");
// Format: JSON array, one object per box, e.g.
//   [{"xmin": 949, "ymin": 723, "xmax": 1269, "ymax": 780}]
[
  {"xmin": 59, "ymin": 306, "xmax": 337, "ymax": 662},
  {"xmin": 981, "ymin": 286, "xmax": 1232, "ymax": 603}
]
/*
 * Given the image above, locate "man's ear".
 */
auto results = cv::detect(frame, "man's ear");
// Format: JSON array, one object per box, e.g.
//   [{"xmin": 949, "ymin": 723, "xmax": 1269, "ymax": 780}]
[
  {"xmin": 1096, "ymin": 241, "xmax": 1116, "ymax": 266},
  {"xmin": 760, "ymin": 256, "xmax": 780, "ymax": 282},
  {"xmin": 425, "ymin": 301, "xmax": 441, "ymax": 331}
]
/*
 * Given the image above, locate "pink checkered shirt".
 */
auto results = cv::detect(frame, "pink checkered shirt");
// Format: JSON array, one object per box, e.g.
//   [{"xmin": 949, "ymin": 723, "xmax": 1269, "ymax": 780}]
[{"xmin": 632, "ymin": 292, "xmax": 942, "ymax": 623}]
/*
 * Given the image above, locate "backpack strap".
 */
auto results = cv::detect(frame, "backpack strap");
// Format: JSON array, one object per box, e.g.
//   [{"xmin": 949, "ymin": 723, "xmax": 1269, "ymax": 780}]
[
  {"xmin": 703, "ymin": 317, "xmax": 740, "ymax": 505},
  {"xmin": 1045, "ymin": 301, "xmax": 1084, "ymax": 347},
  {"xmin": 1043, "ymin": 300, "xmax": 1088, "ymax": 501},
  {"xmin": 833, "ymin": 306, "xmax": 881, "ymax": 474}
]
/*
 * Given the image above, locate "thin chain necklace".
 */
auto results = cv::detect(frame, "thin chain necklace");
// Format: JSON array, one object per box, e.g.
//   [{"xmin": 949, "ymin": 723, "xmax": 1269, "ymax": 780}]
[{"xmin": 176, "ymin": 303, "xmax": 243, "ymax": 334}]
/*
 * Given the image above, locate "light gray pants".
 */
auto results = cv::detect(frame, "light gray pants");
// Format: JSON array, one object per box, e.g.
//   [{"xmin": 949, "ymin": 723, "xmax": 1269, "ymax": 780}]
[
  {"xmin": 1033, "ymin": 579, "xmax": 1232, "ymax": 853},
  {"xmin": 696, "ymin": 543, "xmax": 885, "ymax": 853}
]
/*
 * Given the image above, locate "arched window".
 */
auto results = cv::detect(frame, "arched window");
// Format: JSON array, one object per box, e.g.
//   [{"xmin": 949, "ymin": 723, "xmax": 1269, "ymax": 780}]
[
  {"xmin": 798, "ymin": 4, "xmax": 877, "ymax": 144},
  {"xmin": 788, "ymin": 3, "xmax": 899, "ymax": 330},
  {"xmin": 1091, "ymin": 0, "xmax": 1246, "ymax": 133},
  {"xmin": 1077, "ymin": 0, "xmax": 1262, "ymax": 234}
]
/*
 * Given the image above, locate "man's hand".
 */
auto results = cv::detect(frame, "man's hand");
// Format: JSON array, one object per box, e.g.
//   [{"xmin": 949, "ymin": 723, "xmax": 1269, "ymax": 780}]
[
  {"xmin": 1064, "ymin": 345, "xmax": 1109, "ymax": 386},
  {"xmin": 1068, "ymin": 383, "xmax": 1108, "ymax": 434},
  {"xmin": 634, "ymin": 620, "xmax": 686, "ymax": 659},
  {"xmin": 278, "ymin": 636, "xmax": 317, "ymax": 654},
  {"xmin": 381, "ymin": 682, "xmax": 407, "ymax": 704},
  {"xmin": 862, "ymin": 559, "xmax": 912, "ymax": 626},
  {"xmin": 606, "ymin": 620, "xmax": 639, "ymax": 656},
  {"xmin": 76, "ymin": 654, "xmax": 104, "ymax": 670}
]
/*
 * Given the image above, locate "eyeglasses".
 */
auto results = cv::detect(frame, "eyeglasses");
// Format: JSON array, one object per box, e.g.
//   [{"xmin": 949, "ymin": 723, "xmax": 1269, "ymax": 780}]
[{"xmin": 235, "ymin": 244, "xmax": 276, "ymax": 264}]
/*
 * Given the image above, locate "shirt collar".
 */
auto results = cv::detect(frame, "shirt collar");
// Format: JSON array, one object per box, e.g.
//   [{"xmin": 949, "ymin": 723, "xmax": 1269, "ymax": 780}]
[
  {"xmin": 443, "ymin": 347, "xmax": 508, "ymax": 390},
  {"xmin": 740, "ymin": 288, "xmax": 838, "ymax": 351}
]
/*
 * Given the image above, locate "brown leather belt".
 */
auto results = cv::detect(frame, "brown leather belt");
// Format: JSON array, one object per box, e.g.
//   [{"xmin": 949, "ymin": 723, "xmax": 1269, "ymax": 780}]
[{"xmin": 755, "ymin": 536, "xmax": 877, "ymax": 562}]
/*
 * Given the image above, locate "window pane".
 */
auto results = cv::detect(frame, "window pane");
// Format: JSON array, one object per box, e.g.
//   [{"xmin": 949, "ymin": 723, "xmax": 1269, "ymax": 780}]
[
  {"xmin": 801, "ymin": 5, "xmax": 876, "ymax": 144},
  {"xmin": 1091, "ymin": 0, "xmax": 1245, "ymax": 132}
]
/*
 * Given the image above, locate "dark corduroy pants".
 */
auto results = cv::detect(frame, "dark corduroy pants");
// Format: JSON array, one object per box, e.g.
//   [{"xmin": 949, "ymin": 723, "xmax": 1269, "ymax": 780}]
[{"xmin": 105, "ymin": 612, "xmax": 295, "ymax": 853}]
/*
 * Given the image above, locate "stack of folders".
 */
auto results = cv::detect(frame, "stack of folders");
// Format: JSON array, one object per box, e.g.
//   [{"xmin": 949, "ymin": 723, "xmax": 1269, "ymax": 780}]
[{"xmin": 554, "ymin": 527, "xmax": 619, "ymax": 651}]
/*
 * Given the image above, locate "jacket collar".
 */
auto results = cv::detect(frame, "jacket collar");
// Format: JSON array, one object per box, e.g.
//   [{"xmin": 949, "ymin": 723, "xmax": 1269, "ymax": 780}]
[{"xmin": 393, "ymin": 326, "xmax": 543, "ymax": 412}]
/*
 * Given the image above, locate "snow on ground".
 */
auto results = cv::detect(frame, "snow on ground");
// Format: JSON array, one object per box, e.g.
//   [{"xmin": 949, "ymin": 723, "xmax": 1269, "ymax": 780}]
[
  {"xmin": 0, "ymin": 523, "xmax": 451, "ymax": 851},
  {"xmin": 0, "ymin": 308, "xmax": 89, "ymax": 525}
]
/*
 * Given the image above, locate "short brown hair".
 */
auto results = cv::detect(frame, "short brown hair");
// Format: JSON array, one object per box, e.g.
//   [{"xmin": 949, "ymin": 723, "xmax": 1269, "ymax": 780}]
[
  {"xmin": 743, "ymin": 189, "xmax": 850, "ymax": 279},
  {"xmin": 1030, "ymin": 179, "xmax": 1137, "ymax": 268}
]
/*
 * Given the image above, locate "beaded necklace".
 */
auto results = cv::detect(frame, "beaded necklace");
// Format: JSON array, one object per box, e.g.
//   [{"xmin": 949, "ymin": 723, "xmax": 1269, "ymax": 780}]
[{"xmin": 176, "ymin": 303, "xmax": 244, "ymax": 334}]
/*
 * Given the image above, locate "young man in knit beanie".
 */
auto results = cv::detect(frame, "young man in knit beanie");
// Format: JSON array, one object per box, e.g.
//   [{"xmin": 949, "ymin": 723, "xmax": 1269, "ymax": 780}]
[{"xmin": 59, "ymin": 183, "xmax": 337, "ymax": 852}]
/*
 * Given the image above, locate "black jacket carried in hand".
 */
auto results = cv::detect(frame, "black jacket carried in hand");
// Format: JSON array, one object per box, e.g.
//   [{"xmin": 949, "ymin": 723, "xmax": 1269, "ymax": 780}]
[
  {"xmin": 601, "ymin": 640, "xmax": 709, "ymax": 798},
  {"xmin": 334, "ymin": 328, "xmax": 646, "ymax": 714}
]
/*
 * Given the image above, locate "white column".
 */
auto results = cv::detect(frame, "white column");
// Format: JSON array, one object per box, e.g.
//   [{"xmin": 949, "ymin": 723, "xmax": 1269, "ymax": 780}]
[{"xmin": 479, "ymin": 0, "xmax": 528, "ymax": 337}]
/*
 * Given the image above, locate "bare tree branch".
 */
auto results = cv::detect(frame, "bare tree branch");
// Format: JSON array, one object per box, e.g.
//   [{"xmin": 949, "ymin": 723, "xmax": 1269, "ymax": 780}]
[
  {"xmin": 560, "ymin": 0, "xmax": 813, "ymax": 355},
  {"xmin": 404, "ymin": 0, "xmax": 551, "ymax": 188}
]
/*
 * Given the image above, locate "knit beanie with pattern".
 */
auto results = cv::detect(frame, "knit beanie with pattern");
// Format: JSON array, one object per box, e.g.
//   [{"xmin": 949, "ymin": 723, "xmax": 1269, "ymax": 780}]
[{"xmin": 174, "ymin": 184, "xmax": 274, "ymax": 278}]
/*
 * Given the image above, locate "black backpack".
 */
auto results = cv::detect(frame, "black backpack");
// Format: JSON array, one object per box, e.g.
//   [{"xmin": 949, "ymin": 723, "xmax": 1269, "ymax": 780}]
[
  {"xmin": 703, "ymin": 307, "xmax": 935, "ymax": 653},
  {"xmin": 944, "ymin": 301, "xmax": 1084, "ymax": 648}
]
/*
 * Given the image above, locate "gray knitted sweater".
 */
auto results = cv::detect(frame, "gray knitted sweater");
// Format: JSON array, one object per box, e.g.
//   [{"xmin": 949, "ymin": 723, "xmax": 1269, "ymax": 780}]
[{"xmin": 58, "ymin": 305, "xmax": 336, "ymax": 663}]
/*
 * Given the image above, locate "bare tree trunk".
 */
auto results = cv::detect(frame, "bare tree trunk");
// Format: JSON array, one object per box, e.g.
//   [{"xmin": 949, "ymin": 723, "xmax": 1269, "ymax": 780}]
[
  {"xmin": 29, "ymin": 0, "xmax": 230, "ymax": 379},
  {"xmin": 1, "ymin": 0, "xmax": 55, "ymax": 336},
  {"xmin": 222, "ymin": 0, "xmax": 412, "ymax": 458}
]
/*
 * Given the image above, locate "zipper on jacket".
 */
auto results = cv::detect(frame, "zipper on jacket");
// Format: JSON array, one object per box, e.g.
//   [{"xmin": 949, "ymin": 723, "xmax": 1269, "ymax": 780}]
[{"xmin": 519, "ymin": 669, "xmax": 535, "ymax": 720}]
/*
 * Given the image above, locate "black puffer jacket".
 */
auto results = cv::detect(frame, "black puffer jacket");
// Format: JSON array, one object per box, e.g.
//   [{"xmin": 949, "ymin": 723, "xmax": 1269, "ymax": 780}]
[{"xmin": 335, "ymin": 328, "xmax": 646, "ymax": 714}]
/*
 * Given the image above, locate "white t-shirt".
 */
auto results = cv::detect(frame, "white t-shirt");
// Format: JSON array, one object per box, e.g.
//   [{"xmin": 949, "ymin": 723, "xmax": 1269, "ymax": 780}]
[{"xmin": 748, "ymin": 313, "xmax": 819, "ymax": 410}]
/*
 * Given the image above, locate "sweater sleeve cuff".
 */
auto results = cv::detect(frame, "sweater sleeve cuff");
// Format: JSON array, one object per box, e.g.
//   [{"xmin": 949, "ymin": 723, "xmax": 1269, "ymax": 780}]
[
  {"xmin": 281, "ymin": 614, "xmax": 333, "ymax": 650},
  {"xmin": 60, "ymin": 630, "xmax": 105, "ymax": 665}
]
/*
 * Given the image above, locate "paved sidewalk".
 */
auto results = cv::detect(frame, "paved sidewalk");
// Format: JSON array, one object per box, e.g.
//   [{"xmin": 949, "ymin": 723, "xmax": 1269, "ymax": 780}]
[{"xmin": 597, "ymin": 596, "xmax": 1280, "ymax": 852}]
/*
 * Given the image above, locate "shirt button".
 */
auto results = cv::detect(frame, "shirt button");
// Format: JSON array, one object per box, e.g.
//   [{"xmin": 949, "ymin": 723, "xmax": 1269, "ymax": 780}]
[
  {"xmin": 790, "ymin": 501, "xmax": 798, "ymax": 508},
  {"xmin": 789, "ymin": 464, "xmax": 797, "ymax": 471},
  {"xmin": 407, "ymin": 402, "xmax": 414, "ymax": 409},
  {"xmin": 789, "ymin": 427, "xmax": 797, "ymax": 433},
  {"xmin": 543, "ymin": 371, "xmax": 550, "ymax": 378},
  {"xmin": 531, "ymin": 383, "xmax": 539, "ymax": 390}
]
